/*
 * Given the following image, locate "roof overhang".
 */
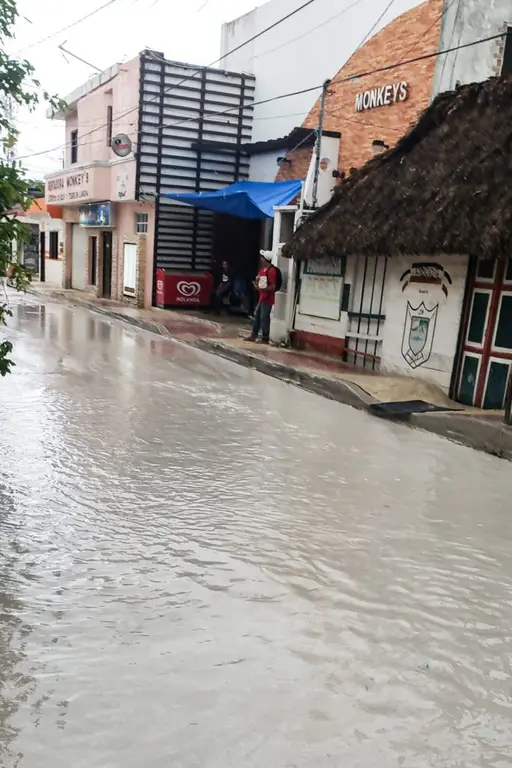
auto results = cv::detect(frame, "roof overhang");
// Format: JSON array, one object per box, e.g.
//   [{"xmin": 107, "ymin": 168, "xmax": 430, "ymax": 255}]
[{"xmin": 190, "ymin": 127, "xmax": 341, "ymax": 156}]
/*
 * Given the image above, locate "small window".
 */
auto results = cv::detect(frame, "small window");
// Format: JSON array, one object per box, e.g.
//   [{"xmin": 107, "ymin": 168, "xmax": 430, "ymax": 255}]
[
  {"xmin": 502, "ymin": 27, "xmax": 512, "ymax": 75},
  {"xmin": 49, "ymin": 231, "xmax": 59, "ymax": 260},
  {"xmin": 106, "ymin": 105, "xmax": 113, "ymax": 147},
  {"xmin": 135, "ymin": 212, "xmax": 148, "ymax": 234},
  {"xmin": 70, "ymin": 129, "xmax": 78, "ymax": 164}
]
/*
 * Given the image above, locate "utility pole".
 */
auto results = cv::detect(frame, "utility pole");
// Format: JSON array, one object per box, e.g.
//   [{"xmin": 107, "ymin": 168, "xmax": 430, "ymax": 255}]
[{"xmin": 312, "ymin": 79, "xmax": 330, "ymax": 209}]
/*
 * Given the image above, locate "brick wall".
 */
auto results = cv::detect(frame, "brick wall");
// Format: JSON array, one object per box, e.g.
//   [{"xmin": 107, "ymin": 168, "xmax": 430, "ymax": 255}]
[
  {"xmin": 276, "ymin": 0, "xmax": 443, "ymax": 180},
  {"xmin": 275, "ymin": 146, "xmax": 314, "ymax": 184}
]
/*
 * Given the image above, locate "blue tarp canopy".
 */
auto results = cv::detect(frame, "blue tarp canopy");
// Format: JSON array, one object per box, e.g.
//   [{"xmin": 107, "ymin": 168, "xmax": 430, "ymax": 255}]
[{"xmin": 161, "ymin": 179, "xmax": 303, "ymax": 220}]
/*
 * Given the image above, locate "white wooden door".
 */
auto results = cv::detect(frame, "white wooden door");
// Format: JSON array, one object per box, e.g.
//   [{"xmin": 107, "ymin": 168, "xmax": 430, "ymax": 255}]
[{"xmin": 123, "ymin": 243, "xmax": 137, "ymax": 296}]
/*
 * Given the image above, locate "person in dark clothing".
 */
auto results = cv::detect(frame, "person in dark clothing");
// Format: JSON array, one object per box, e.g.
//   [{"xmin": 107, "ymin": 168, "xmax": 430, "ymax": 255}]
[{"xmin": 213, "ymin": 260, "xmax": 233, "ymax": 313}]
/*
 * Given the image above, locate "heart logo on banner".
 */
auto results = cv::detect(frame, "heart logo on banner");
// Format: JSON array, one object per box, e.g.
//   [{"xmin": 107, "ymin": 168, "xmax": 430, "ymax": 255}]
[{"xmin": 177, "ymin": 281, "xmax": 201, "ymax": 298}]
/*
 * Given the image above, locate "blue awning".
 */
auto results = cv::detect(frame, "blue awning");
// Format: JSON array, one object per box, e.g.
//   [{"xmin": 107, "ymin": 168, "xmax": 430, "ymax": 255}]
[{"xmin": 161, "ymin": 179, "xmax": 303, "ymax": 219}]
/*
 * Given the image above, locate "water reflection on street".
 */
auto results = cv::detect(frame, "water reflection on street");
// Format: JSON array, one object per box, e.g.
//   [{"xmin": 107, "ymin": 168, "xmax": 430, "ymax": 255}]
[{"xmin": 1, "ymin": 295, "xmax": 512, "ymax": 768}]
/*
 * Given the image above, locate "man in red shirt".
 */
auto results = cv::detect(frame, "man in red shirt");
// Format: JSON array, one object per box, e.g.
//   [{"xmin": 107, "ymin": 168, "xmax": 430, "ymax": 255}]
[{"xmin": 248, "ymin": 250, "xmax": 277, "ymax": 344}]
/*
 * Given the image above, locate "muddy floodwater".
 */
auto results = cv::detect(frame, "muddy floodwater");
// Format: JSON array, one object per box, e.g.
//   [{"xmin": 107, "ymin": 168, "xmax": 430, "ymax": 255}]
[{"xmin": 1, "ymin": 296, "xmax": 512, "ymax": 768}]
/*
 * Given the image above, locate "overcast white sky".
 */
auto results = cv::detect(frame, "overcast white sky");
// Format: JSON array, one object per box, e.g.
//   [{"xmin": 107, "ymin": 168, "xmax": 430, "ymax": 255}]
[{"xmin": 11, "ymin": 0, "xmax": 267, "ymax": 178}]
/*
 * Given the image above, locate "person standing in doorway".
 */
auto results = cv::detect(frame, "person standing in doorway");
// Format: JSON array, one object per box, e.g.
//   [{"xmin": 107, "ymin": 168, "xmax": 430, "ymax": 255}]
[
  {"xmin": 212, "ymin": 260, "xmax": 233, "ymax": 314},
  {"xmin": 248, "ymin": 250, "xmax": 277, "ymax": 344}
]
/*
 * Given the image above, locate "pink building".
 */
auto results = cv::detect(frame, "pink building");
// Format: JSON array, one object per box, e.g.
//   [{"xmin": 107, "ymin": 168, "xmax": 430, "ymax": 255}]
[{"xmin": 45, "ymin": 51, "xmax": 254, "ymax": 309}]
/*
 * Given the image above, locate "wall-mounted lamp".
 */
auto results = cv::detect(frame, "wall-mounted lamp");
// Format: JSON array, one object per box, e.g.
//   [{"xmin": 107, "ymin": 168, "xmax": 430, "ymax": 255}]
[{"xmin": 277, "ymin": 156, "xmax": 291, "ymax": 167}]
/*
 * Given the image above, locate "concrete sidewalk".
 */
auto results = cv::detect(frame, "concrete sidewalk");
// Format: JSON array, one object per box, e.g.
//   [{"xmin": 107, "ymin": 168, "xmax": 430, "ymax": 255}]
[{"xmin": 28, "ymin": 283, "xmax": 512, "ymax": 460}]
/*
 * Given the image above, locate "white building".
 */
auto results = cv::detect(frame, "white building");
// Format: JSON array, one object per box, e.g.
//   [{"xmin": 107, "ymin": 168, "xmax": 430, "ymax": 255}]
[
  {"xmin": 432, "ymin": 0, "xmax": 512, "ymax": 95},
  {"xmin": 220, "ymin": 0, "xmax": 426, "ymax": 181}
]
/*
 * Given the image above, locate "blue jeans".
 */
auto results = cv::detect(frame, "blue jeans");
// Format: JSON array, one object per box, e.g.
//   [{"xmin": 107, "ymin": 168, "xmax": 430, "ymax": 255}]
[{"xmin": 252, "ymin": 302, "xmax": 272, "ymax": 340}]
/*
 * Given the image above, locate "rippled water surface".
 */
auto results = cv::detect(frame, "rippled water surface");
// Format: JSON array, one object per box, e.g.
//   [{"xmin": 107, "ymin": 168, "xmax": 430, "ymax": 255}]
[{"xmin": 1, "ymin": 296, "xmax": 512, "ymax": 767}]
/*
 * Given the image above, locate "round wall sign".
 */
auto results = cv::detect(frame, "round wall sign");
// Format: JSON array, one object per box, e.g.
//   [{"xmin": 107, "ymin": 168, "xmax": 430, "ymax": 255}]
[{"xmin": 111, "ymin": 134, "xmax": 132, "ymax": 158}]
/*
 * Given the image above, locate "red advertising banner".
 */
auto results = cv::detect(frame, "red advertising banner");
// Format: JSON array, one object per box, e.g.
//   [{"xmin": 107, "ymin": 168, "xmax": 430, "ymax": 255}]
[{"xmin": 156, "ymin": 269, "xmax": 213, "ymax": 309}]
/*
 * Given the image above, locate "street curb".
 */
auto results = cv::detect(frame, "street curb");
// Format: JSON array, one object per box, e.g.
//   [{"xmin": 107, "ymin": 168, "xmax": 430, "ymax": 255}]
[
  {"xmin": 195, "ymin": 338, "xmax": 376, "ymax": 410},
  {"xmin": 28, "ymin": 286, "xmax": 512, "ymax": 461},
  {"xmin": 28, "ymin": 287, "xmax": 172, "ymax": 337},
  {"xmin": 410, "ymin": 411, "xmax": 512, "ymax": 460}
]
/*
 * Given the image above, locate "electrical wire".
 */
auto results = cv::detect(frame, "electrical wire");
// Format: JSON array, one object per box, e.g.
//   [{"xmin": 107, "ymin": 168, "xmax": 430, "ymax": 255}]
[
  {"xmin": 17, "ymin": 0, "xmax": 124, "ymax": 53},
  {"xmin": 353, "ymin": 0, "xmax": 396, "ymax": 52},
  {"xmin": 244, "ymin": 0, "xmax": 366, "ymax": 64},
  {"xmin": 15, "ymin": 0, "xmax": 324, "ymax": 163},
  {"xmin": 325, "ymin": 0, "xmax": 458, "ymax": 129},
  {"xmin": 14, "ymin": 29, "xmax": 509, "ymax": 163}
]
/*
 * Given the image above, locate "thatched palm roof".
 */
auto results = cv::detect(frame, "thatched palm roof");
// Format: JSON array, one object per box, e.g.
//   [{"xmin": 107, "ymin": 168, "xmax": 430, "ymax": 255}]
[{"xmin": 284, "ymin": 77, "xmax": 512, "ymax": 261}]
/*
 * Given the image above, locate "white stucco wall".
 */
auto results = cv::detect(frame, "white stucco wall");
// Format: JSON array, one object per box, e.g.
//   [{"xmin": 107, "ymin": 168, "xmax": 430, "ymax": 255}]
[
  {"xmin": 220, "ymin": 0, "xmax": 426, "ymax": 181},
  {"xmin": 431, "ymin": 0, "xmax": 510, "ymax": 95},
  {"xmin": 294, "ymin": 304, "xmax": 349, "ymax": 340},
  {"xmin": 45, "ymin": 257, "xmax": 64, "ymax": 286},
  {"xmin": 250, "ymin": 152, "xmax": 283, "ymax": 182},
  {"xmin": 380, "ymin": 255, "xmax": 469, "ymax": 391}
]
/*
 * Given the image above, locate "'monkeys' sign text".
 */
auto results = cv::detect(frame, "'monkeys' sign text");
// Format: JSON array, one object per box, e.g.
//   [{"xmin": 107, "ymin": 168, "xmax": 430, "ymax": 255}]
[{"xmin": 355, "ymin": 81, "xmax": 409, "ymax": 112}]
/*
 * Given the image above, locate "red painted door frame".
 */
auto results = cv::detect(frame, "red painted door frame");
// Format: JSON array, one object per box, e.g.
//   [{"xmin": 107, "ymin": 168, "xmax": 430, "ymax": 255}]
[{"xmin": 458, "ymin": 258, "xmax": 512, "ymax": 407}]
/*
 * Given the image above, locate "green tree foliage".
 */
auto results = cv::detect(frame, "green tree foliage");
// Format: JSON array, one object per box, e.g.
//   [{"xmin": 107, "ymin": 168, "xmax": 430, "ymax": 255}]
[{"xmin": 0, "ymin": 0, "xmax": 63, "ymax": 376}]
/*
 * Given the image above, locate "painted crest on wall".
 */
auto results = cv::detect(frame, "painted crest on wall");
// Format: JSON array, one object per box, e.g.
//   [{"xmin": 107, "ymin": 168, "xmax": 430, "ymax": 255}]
[{"xmin": 402, "ymin": 302, "xmax": 439, "ymax": 369}]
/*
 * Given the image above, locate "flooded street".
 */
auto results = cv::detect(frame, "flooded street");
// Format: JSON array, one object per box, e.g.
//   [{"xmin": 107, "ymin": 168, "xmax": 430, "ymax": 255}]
[{"xmin": 1, "ymin": 295, "xmax": 512, "ymax": 768}]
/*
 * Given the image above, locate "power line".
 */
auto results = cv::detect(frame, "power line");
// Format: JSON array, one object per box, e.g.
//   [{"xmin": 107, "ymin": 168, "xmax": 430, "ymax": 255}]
[
  {"xmin": 244, "ymin": 0, "xmax": 366, "ymax": 63},
  {"xmin": 354, "ymin": 0, "xmax": 395, "ymax": 52},
  {"xmin": 16, "ymin": 0, "xmax": 324, "ymax": 160},
  {"xmin": 326, "ymin": 0, "xmax": 457, "ymax": 131},
  {"xmin": 14, "ymin": 29, "xmax": 508, "ymax": 163},
  {"xmin": 274, "ymin": 0, "xmax": 395, "ymax": 178},
  {"xmin": 17, "ymin": 0, "xmax": 124, "ymax": 53},
  {"xmin": 330, "ymin": 29, "xmax": 505, "ymax": 88},
  {"xmin": 124, "ymin": 29, "xmax": 512, "ymax": 148}
]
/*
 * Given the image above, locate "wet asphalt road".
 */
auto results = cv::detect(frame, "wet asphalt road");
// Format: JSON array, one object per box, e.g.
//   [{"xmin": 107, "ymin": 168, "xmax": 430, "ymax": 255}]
[{"xmin": 1, "ymin": 294, "xmax": 512, "ymax": 768}]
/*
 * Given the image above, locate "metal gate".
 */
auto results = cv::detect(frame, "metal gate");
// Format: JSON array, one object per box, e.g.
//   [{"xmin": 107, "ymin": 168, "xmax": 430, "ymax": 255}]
[{"xmin": 344, "ymin": 255, "xmax": 388, "ymax": 370}]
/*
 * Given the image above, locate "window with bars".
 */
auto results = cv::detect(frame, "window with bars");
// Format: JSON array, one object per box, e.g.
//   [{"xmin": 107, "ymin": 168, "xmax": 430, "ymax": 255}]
[{"xmin": 135, "ymin": 212, "xmax": 148, "ymax": 234}]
